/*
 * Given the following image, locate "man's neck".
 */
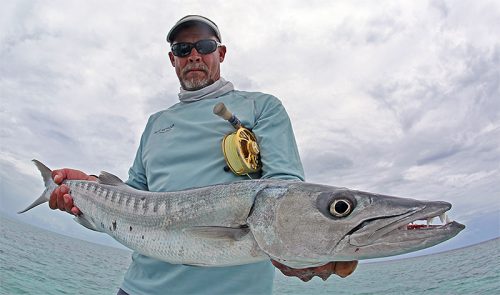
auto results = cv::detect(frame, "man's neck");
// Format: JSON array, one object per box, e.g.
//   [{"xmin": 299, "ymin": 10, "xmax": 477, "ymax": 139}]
[{"xmin": 178, "ymin": 77, "xmax": 234, "ymax": 103}]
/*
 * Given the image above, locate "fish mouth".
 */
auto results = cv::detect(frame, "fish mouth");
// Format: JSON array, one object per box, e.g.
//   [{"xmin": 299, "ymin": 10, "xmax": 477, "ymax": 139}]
[
  {"xmin": 349, "ymin": 201, "xmax": 465, "ymax": 247},
  {"xmin": 393, "ymin": 206, "xmax": 464, "ymax": 233}
]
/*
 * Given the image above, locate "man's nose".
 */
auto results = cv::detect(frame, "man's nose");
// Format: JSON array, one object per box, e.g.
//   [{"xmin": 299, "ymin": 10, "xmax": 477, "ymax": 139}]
[{"xmin": 187, "ymin": 48, "xmax": 202, "ymax": 62}]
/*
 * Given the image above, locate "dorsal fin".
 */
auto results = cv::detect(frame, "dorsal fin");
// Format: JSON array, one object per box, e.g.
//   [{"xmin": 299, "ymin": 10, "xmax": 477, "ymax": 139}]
[{"xmin": 97, "ymin": 171, "xmax": 127, "ymax": 186}]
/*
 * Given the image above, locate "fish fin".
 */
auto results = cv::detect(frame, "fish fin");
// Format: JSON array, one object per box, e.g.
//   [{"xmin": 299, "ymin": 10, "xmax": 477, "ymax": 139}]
[
  {"xmin": 32, "ymin": 159, "xmax": 52, "ymax": 185},
  {"xmin": 185, "ymin": 226, "xmax": 250, "ymax": 241},
  {"xmin": 18, "ymin": 195, "xmax": 48, "ymax": 214},
  {"xmin": 74, "ymin": 216, "xmax": 99, "ymax": 232},
  {"xmin": 18, "ymin": 160, "xmax": 53, "ymax": 214},
  {"xmin": 97, "ymin": 171, "xmax": 127, "ymax": 187}
]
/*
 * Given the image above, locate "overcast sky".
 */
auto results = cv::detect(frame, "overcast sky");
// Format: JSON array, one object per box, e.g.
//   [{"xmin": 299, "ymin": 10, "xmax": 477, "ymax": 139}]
[{"xmin": 1, "ymin": 0, "xmax": 499, "ymax": 257}]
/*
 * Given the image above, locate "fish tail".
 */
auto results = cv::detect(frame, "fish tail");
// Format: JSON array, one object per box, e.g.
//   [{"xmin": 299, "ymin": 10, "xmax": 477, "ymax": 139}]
[{"xmin": 18, "ymin": 160, "xmax": 54, "ymax": 214}]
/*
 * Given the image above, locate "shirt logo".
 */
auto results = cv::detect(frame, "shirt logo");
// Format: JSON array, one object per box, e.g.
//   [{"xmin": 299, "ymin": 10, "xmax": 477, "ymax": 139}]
[{"xmin": 153, "ymin": 124, "xmax": 175, "ymax": 134}]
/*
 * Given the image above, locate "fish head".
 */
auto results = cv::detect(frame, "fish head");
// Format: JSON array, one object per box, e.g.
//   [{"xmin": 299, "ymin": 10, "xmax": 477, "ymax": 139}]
[{"xmin": 247, "ymin": 181, "xmax": 465, "ymax": 268}]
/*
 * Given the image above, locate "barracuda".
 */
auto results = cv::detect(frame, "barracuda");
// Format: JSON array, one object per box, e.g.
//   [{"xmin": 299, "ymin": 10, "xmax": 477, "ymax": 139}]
[{"xmin": 20, "ymin": 160, "xmax": 465, "ymax": 268}]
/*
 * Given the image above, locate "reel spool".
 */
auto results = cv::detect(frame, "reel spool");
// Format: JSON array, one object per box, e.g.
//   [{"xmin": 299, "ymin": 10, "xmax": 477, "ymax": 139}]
[
  {"xmin": 222, "ymin": 128, "xmax": 261, "ymax": 175},
  {"xmin": 213, "ymin": 102, "xmax": 262, "ymax": 176}
]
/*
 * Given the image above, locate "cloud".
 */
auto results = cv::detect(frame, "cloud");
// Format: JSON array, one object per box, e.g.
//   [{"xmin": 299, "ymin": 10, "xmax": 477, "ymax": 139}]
[{"xmin": 1, "ymin": 0, "xmax": 499, "ymax": 251}]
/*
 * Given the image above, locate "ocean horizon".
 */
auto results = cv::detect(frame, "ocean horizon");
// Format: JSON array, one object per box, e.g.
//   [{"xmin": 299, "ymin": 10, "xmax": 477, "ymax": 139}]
[{"xmin": 1, "ymin": 215, "xmax": 498, "ymax": 294}]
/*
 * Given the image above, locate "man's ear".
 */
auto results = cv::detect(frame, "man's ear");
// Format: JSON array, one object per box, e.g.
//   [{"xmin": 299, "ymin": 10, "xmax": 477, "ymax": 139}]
[
  {"xmin": 168, "ymin": 51, "xmax": 175, "ymax": 67},
  {"xmin": 218, "ymin": 45, "xmax": 227, "ymax": 63}
]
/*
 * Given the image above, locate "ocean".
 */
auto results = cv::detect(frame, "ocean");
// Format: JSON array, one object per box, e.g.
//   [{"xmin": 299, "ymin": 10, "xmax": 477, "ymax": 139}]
[{"xmin": 1, "ymin": 215, "xmax": 498, "ymax": 294}]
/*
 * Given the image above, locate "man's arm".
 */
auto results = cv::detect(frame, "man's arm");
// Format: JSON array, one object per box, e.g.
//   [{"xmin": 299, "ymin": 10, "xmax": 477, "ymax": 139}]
[{"xmin": 251, "ymin": 95, "xmax": 304, "ymax": 180}]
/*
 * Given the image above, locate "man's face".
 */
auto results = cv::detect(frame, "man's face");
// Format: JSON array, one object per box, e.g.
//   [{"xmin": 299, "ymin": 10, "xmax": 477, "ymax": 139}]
[{"xmin": 168, "ymin": 25, "xmax": 226, "ymax": 91}]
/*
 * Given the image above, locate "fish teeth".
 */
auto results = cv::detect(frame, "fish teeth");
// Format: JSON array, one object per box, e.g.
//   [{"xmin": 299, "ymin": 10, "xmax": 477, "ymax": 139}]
[
  {"xmin": 439, "ymin": 213, "xmax": 447, "ymax": 223},
  {"xmin": 446, "ymin": 215, "xmax": 451, "ymax": 224},
  {"xmin": 426, "ymin": 217, "xmax": 434, "ymax": 226}
]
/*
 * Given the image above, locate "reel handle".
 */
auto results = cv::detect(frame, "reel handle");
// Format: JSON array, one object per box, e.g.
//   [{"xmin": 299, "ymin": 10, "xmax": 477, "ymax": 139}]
[{"xmin": 213, "ymin": 102, "xmax": 242, "ymax": 129}]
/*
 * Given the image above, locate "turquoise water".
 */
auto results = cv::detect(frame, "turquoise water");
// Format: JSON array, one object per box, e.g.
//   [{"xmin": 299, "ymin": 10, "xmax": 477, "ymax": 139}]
[
  {"xmin": 274, "ymin": 238, "xmax": 500, "ymax": 294},
  {"xmin": 0, "ymin": 216, "xmax": 130, "ymax": 294},
  {"xmin": 1, "ymin": 215, "xmax": 499, "ymax": 294}
]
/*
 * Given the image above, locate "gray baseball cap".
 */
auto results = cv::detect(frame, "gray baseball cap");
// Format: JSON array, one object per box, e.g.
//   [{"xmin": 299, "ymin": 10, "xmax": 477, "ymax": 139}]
[{"xmin": 167, "ymin": 15, "xmax": 221, "ymax": 43}]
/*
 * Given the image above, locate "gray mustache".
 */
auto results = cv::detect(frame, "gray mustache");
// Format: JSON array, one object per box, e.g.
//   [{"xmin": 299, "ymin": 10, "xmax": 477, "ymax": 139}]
[{"xmin": 182, "ymin": 64, "xmax": 208, "ymax": 75}]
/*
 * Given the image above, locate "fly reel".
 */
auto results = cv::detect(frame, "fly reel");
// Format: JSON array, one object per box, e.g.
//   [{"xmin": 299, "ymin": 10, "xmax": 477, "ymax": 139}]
[
  {"xmin": 213, "ymin": 103, "xmax": 262, "ymax": 176},
  {"xmin": 222, "ymin": 128, "xmax": 261, "ymax": 175}
]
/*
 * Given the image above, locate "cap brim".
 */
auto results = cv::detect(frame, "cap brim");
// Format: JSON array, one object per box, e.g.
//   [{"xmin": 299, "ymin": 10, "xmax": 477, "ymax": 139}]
[{"xmin": 167, "ymin": 15, "xmax": 221, "ymax": 43}]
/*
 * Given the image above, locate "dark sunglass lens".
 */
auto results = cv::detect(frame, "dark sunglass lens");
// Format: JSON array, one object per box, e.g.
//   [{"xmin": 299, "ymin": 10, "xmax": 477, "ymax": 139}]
[
  {"xmin": 172, "ymin": 40, "xmax": 218, "ymax": 57},
  {"xmin": 172, "ymin": 43, "xmax": 193, "ymax": 57},
  {"xmin": 196, "ymin": 40, "xmax": 217, "ymax": 54}
]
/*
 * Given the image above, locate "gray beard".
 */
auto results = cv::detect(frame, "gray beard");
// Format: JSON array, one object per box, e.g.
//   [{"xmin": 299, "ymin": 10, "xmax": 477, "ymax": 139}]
[
  {"xmin": 178, "ymin": 77, "xmax": 234, "ymax": 103},
  {"xmin": 181, "ymin": 77, "xmax": 215, "ymax": 91}
]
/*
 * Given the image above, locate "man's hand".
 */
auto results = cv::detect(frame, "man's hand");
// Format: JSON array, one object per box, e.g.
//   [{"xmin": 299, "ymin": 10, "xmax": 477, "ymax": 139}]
[
  {"xmin": 272, "ymin": 260, "xmax": 358, "ymax": 282},
  {"xmin": 49, "ymin": 168, "xmax": 98, "ymax": 216}
]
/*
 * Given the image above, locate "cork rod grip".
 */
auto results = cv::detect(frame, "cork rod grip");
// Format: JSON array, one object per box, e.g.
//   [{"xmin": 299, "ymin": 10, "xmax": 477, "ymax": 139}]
[
  {"xmin": 213, "ymin": 102, "xmax": 232, "ymax": 120},
  {"xmin": 213, "ymin": 102, "xmax": 242, "ymax": 129}
]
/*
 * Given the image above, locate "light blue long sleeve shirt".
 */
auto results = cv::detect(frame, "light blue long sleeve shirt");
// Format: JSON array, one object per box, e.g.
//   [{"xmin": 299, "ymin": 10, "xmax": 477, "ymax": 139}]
[{"xmin": 122, "ymin": 90, "xmax": 304, "ymax": 295}]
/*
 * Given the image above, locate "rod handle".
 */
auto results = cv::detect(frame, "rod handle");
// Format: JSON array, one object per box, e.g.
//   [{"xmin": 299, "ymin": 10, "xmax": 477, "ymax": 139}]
[
  {"xmin": 213, "ymin": 102, "xmax": 242, "ymax": 129},
  {"xmin": 213, "ymin": 102, "xmax": 232, "ymax": 120}
]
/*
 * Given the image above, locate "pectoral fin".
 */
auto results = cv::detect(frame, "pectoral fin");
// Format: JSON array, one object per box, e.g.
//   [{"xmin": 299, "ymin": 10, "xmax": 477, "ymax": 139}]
[
  {"xmin": 185, "ymin": 226, "xmax": 250, "ymax": 241},
  {"xmin": 74, "ymin": 216, "xmax": 99, "ymax": 232}
]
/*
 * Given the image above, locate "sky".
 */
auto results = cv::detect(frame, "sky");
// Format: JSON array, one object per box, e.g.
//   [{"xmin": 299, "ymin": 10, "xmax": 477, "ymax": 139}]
[{"xmin": 1, "ymin": 0, "xmax": 499, "ymax": 259}]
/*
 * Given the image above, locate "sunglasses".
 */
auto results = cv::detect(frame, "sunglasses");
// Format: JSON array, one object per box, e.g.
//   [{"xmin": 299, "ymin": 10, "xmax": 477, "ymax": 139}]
[{"xmin": 171, "ymin": 39, "xmax": 221, "ymax": 57}]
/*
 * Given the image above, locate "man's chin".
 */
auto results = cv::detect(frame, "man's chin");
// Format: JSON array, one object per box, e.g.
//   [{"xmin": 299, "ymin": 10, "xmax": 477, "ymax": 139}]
[{"xmin": 181, "ymin": 78, "xmax": 214, "ymax": 91}]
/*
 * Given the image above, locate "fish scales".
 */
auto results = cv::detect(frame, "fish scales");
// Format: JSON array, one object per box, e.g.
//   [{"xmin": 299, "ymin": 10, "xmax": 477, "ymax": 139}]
[
  {"xmin": 63, "ymin": 177, "xmax": 270, "ymax": 266},
  {"xmin": 20, "ymin": 160, "xmax": 465, "ymax": 268}
]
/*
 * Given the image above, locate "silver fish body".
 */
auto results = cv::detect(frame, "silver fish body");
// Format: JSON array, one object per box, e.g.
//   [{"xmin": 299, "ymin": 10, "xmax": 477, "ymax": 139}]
[{"xmin": 20, "ymin": 160, "xmax": 465, "ymax": 268}]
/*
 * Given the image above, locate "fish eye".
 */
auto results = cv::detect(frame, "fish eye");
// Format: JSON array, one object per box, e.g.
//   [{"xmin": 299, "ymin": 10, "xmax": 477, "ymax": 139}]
[
  {"xmin": 329, "ymin": 199, "xmax": 353, "ymax": 218},
  {"xmin": 316, "ymin": 191, "xmax": 357, "ymax": 219}
]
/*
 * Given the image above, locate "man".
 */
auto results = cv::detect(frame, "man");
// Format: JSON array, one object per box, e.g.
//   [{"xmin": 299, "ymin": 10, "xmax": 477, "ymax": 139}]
[{"xmin": 49, "ymin": 15, "xmax": 357, "ymax": 294}]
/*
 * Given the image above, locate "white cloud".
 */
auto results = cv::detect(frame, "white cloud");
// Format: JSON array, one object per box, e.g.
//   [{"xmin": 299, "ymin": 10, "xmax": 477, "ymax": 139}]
[{"xmin": 1, "ymin": 0, "xmax": 499, "ymax": 251}]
